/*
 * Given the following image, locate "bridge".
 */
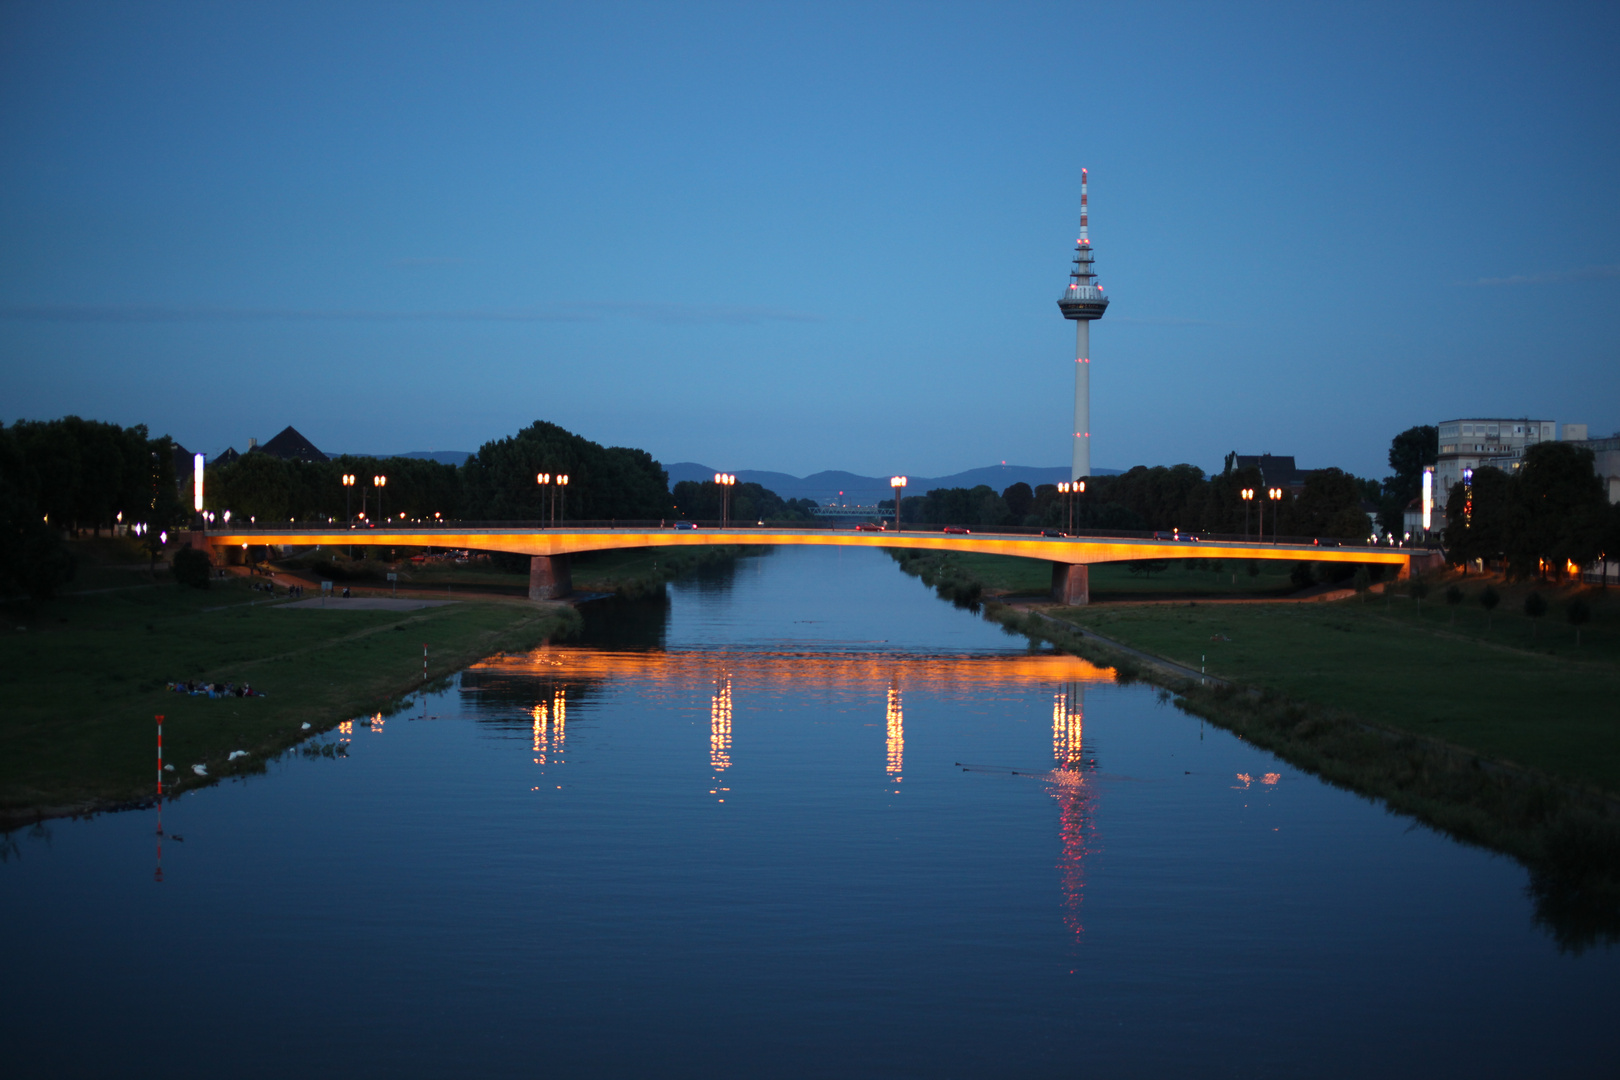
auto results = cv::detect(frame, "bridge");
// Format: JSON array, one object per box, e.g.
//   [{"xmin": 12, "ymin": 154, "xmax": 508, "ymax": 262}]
[{"xmin": 197, "ymin": 524, "xmax": 1432, "ymax": 604}]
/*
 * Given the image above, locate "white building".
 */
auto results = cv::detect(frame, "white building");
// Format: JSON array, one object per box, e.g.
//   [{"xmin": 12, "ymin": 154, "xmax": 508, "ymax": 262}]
[{"xmin": 1434, "ymin": 418, "xmax": 1561, "ymax": 504}]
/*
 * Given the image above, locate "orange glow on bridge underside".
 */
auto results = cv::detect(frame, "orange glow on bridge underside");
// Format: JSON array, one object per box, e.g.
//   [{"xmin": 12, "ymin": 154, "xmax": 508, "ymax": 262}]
[
  {"xmin": 204, "ymin": 527, "xmax": 1411, "ymax": 567},
  {"xmin": 473, "ymin": 648, "xmax": 1116, "ymax": 690}
]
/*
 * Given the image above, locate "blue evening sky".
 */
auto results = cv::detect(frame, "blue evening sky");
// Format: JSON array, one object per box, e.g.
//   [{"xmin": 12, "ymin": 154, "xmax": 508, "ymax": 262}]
[{"xmin": 2, "ymin": 1, "xmax": 1616, "ymax": 480}]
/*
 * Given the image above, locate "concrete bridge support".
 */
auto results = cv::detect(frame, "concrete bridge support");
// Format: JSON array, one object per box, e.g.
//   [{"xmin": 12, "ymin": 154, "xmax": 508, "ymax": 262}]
[
  {"xmin": 1050, "ymin": 563, "xmax": 1090, "ymax": 606},
  {"xmin": 529, "ymin": 555, "xmax": 573, "ymax": 601},
  {"xmin": 1398, "ymin": 549, "xmax": 1446, "ymax": 580}
]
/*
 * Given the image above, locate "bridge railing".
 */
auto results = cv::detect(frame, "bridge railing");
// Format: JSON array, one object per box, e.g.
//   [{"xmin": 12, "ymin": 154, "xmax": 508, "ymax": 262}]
[{"xmin": 207, "ymin": 517, "xmax": 1431, "ymax": 554}]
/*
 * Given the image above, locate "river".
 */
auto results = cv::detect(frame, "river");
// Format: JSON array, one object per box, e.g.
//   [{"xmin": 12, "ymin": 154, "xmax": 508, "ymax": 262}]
[{"xmin": 3, "ymin": 546, "xmax": 1616, "ymax": 1077}]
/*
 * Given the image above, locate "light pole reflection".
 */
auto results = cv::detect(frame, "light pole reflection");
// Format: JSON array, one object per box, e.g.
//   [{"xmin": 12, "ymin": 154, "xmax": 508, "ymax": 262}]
[
  {"xmin": 531, "ymin": 687, "xmax": 567, "ymax": 770},
  {"xmin": 1051, "ymin": 683, "xmax": 1097, "ymax": 943},
  {"xmin": 709, "ymin": 676, "xmax": 732, "ymax": 801},
  {"xmin": 886, "ymin": 678, "xmax": 904, "ymax": 792}
]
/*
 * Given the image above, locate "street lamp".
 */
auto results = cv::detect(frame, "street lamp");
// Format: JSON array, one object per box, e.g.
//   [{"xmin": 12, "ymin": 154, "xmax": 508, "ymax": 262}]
[
  {"xmin": 714, "ymin": 473, "xmax": 735, "ymax": 528},
  {"xmin": 1240, "ymin": 488, "xmax": 1255, "ymax": 541},
  {"xmin": 537, "ymin": 473, "xmax": 551, "ymax": 527},
  {"xmin": 557, "ymin": 474, "xmax": 569, "ymax": 524},
  {"xmin": 1267, "ymin": 487, "xmax": 1283, "ymax": 543},
  {"xmin": 889, "ymin": 476, "xmax": 907, "ymax": 532},
  {"xmin": 1057, "ymin": 480, "xmax": 1085, "ymax": 534},
  {"xmin": 373, "ymin": 475, "xmax": 387, "ymax": 526},
  {"xmin": 342, "ymin": 474, "xmax": 356, "ymax": 523}
]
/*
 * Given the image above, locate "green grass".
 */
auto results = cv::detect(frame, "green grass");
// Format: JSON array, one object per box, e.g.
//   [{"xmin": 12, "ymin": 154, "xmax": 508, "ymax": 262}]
[
  {"xmin": 279, "ymin": 544, "xmax": 758, "ymax": 597},
  {"xmin": 1051, "ymin": 576, "xmax": 1620, "ymax": 792},
  {"xmin": 890, "ymin": 550, "xmax": 1303, "ymax": 601},
  {"xmin": 0, "ymin": 571, "xmax": 577, "ymax": 818}
]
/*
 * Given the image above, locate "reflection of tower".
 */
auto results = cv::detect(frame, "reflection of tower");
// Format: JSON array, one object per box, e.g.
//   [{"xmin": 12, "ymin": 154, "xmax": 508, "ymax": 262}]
[
  {"xmin": 885, "ymin": 679, "xmax": 904, "ymax": 792},
  {"xmin": 1051, "ymin": 682, "xmax": 1096, "ymax": 943},
  {"xmin": 1057, "ymin": 168, "xmax": 1110, "ymax": 481},
  {"xmin": 1052, "ymin": 684, "xmax": 1084, "ymax": 768},
  {"xmin": 709, "ymin": 676, "xmax": 732, "ymax": 801}
]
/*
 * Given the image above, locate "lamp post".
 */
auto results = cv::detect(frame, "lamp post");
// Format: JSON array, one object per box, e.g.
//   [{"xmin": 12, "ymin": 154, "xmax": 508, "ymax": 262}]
[
  {"xmin": 1268, "ymin": 487, "xmax": 1282, "ymax": 543},
  {"xmin": 537, "ymin": 473, "xmax": 551, "ymax": 527},
  {"xmin": 557, "ymin": 475, "xmax": 569, "ymax": 524},
  {"xmin": 1057, "ymin": 480, "xmax": 1085, "ymax": 534},
  {"xmin": 342, "ymin": 474, "xmax": 356, "ymax": 524},
  {"xmin": 889, "ymin": 476, "xmax": 907, "ymax": 532},
  {"xmin": 373, "ymin": 475, "xmax": 387, "ymax": 526},
  {"xmin": 714, "ymin": 473, "xmax": 735, "ymax": 528},
  {"xmin": 1241, "ymin": 488, "xmax": 1254, "ymax": 541}
]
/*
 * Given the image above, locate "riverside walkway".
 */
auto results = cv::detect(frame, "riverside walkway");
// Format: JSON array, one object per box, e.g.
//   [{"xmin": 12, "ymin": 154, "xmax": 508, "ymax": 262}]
[{"xmin": 199, "ymin": 524, "xmax": 1431, "ymax": 604}]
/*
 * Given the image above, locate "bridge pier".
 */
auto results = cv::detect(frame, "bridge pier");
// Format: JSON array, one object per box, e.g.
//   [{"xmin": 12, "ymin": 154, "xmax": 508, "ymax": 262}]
[
  {"xmin": 1399, "ymin": 549, "xmax": 1446, "ymax": 580},
  {"xmin": 529, "ymin": 555, "xmax": 573, "ymax": 601},
  {"xmin": 1050, "ymin": 563, "xmax": 1090, "ymax": 606}
]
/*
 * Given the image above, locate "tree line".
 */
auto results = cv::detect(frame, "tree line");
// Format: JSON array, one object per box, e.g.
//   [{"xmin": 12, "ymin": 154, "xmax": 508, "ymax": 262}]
[
  {"xmin": 1444, "ymin": 442, "xmax": 1620, "ymax": 580},
  {"xmin": 1, "ymin": 417, "xmax": 183, "ymax": 598},
  {"xmin": 891, "ymin": 462, "xmax": 1377, "ymax": 540},
  {"xmin": 202, "ymin": 420, "xmax": 675, "ymax": 523},
  {"xmin": 670, "ymin": 480, "xmax": 819, "ymax": 522}
]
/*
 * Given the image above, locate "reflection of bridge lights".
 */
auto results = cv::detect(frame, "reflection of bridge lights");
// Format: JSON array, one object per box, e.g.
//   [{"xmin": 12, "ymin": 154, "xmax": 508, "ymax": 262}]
[
  {"xmin": 885, "ymin": 682, "xmax": 903, "ymax": 790},
  {"xmin": 338, "ymin": 719, "xmax": 353, "ymax": 743},
  {"xmin": 529, "ymin": 688, "xmax": 568, "ymax": 769},
  {"xmin": 710, "ymin": 677, "xmax": 732, "ymax": 787}
]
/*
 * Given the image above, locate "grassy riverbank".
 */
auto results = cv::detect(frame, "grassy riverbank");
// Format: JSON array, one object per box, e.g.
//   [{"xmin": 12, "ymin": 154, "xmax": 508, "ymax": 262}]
[
  {"xmin": 0, "ymin": 569, "xmax": 578, "ymax": 822},
  {"xmin": 1052, "ymin": 580, "xmax": 1620, "ymax": 791},
  {"xmin": 282, "ymin": 544, "xmax": 762, "ymax": 599},
  {"xmin": 1, "ymin": 539, "xmax": 765, "ymax": 823},
  {"xmin": 888, "ymin": 548, "xmax": 1302, "ymax": 604}
]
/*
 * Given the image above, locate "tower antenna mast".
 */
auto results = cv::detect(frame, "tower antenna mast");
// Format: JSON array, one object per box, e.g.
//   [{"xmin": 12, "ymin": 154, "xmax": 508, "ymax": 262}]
[{"xmin": 1057, "ymin": 168, "xmax": 1110, "ymax": 480}]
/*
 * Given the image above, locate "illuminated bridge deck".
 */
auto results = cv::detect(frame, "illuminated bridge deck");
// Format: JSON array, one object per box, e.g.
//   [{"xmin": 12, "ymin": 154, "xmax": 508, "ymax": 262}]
[{"xmin": 205, "ymin": 525, "xmax": 1415, "ymax": 568}]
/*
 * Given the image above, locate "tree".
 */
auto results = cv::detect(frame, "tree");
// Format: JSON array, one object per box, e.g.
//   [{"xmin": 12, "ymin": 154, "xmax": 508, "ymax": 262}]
[
  {"xmin": 460, "ymin": 420, "xmax": 670, "ymax": 521},
  {"xmin": 1353, "ymin": 566, "xmax": 1371, "ymax": 601},
  {"xmin": 1524, "ymin": 591, "xmax": 1548, "ymax": 640},
  {"xmin": 1291, "ymin": 467, "xmax": 1373, "ymax": 540},
  {"xmin": 1505, "ymin": 443, "xmax": 1607, "ymax": 581},
  {"xmin": 1480, "ymin": 584, "xmax": 1500, "ymax": 632},
  {"xmin": 1445, "ymin": 584, "xmax": 1463, "ymax": 624},
  {"xmin": 172, "ymin": 546, "xmax": 211, "ymax": 589},
  {"xmin": 1001, "ymin": 482, "xmax": 1034, "ymax": 523},
  {"xmin": 1408, "ymin": 577, "xmax": 1430, "ymax": 614},
  {"xmin": 1567, "ymin": 598, "xmax": 1591, "ymax": 647},
  {"xmin": 1380, "ymin": 425, "xmax": 1438, "ymax": 536}
]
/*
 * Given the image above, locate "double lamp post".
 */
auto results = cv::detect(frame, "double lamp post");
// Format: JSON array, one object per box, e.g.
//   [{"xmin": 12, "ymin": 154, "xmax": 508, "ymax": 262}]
[{"xmin": 1240, "ymin": 486, "xmax": 1283, "ymax": 543}]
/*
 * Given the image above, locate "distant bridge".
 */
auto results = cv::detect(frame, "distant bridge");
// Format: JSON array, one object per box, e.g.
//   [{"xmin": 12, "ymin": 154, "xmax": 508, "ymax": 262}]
[{"xmin": 199, "ymin": 524, "xmax": 1431, "ymax": 605}]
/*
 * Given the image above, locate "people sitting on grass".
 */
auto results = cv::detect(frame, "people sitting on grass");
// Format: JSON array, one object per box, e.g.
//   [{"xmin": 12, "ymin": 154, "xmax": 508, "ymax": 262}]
[{"xmin": 166, "ymin": 680, "xmax": 266, "ymax": 698}]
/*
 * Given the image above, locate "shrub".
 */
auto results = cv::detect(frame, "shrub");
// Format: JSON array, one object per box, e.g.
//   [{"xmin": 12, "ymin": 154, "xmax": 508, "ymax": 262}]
[
  {"xmin": 1567, "ymin": 598, "xmax": 1591, "ymax": 646},
  {"xmin": 171, "ymin": 546, "xmax": 212, "ymax": 589}
]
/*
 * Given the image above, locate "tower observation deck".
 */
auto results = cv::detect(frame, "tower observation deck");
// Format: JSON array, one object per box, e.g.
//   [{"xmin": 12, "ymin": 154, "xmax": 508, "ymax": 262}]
[{"xmin": 1057, "ymin": 168, "xmax": 1109, "ymax": 480}]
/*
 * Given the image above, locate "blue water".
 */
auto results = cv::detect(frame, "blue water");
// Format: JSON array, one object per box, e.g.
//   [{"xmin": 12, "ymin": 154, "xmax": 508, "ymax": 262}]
[{"xmin": 2, "ymin": 546, "xmax": 1616, "ymax": 1077}]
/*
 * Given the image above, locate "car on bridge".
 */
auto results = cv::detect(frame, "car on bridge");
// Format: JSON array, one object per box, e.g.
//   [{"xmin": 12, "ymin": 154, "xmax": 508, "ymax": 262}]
[
  {"xmin": 854, "ymin": 522, "xmax": 885, "ymax": 532},
  {"xmin": 942, "ymin": 525, "xmax": 970, "ymax": 534},
  {"xmin": 673, "ymin": 520, "xmax": 698, "ymax": 530}
]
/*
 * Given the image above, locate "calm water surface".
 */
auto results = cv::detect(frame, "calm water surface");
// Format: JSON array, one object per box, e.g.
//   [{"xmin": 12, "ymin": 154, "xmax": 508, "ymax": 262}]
[{"xmin": 3, "ymin": 546, "xmax": 1616, "ymax": 1077}]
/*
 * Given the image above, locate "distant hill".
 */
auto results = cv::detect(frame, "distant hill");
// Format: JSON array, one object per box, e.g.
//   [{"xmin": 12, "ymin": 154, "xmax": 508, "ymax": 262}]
[{"xmin": 663, "ymin": 463, "xmax": 1122, "ymax": 504}]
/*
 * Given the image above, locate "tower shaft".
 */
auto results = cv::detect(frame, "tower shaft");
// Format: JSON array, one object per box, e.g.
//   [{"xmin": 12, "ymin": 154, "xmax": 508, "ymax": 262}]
[
  {"xmin": 1072, "ymin": 320, "xmax": 1089, "ymax": 480},
  {"xmin": 1057, "ymin": 167, "xmax": 1107, "ymax": 481}
]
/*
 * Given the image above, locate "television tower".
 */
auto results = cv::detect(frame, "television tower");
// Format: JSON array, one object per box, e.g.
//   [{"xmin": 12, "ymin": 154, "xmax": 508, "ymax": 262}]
[{"xmin": 1057, "ymin": 168, "xmax": 1109, "ymax": 480}]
